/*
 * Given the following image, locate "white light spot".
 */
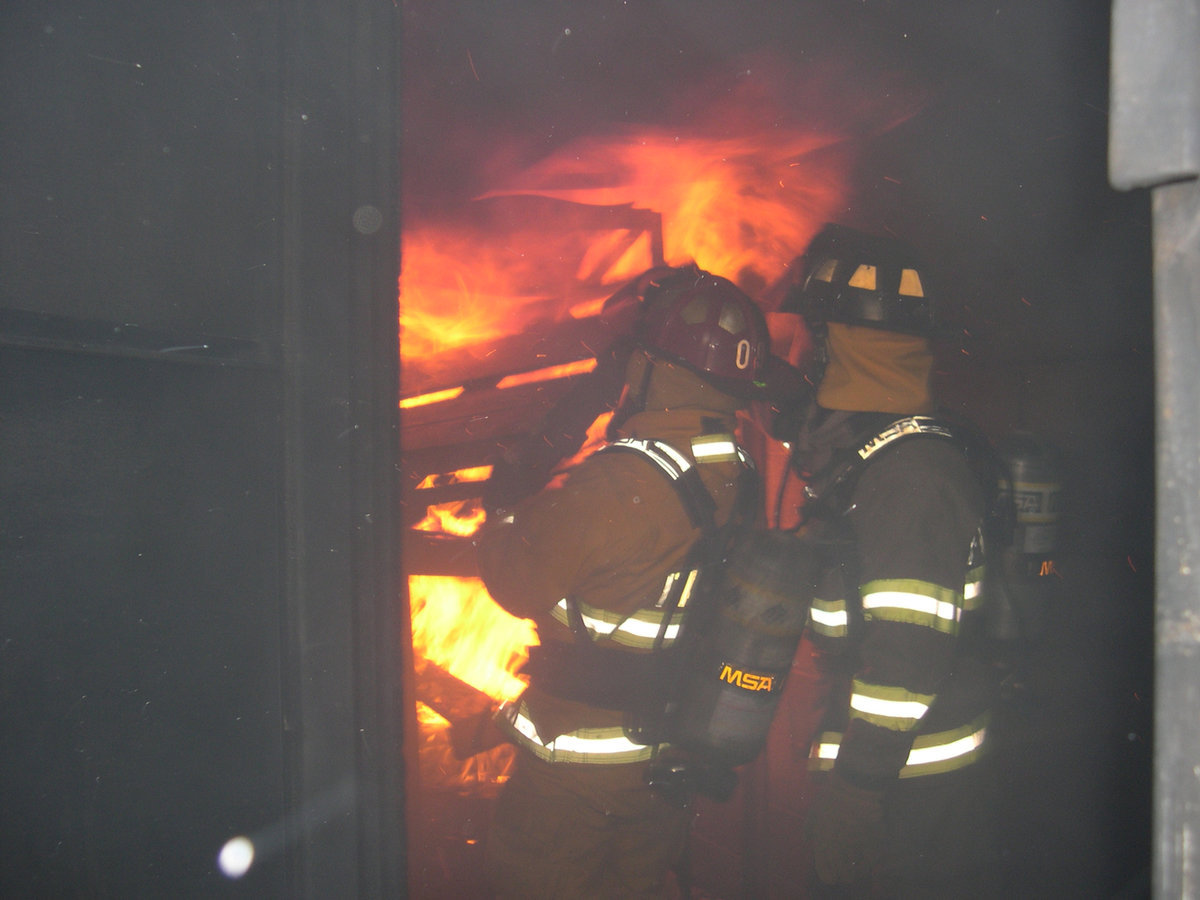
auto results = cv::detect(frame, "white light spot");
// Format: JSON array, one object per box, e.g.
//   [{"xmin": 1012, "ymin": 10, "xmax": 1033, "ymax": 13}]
[{"xmin": 219, "ymin": 835, "xmax": 255, "ymax": 879}]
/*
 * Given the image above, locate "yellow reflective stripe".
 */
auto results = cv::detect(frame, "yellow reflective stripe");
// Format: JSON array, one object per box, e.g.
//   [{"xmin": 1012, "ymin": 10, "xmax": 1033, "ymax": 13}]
[
  {"xmin": 609, "ymin": 437, "xmax": 693, "ymax": 476},
  {"xmin": 809, "ymin": 597, "xmax": 849, "ymax": 638},
  {"xmin": 807, "ymin": 715, "xmax": 990, "ymax": 777},
  {"xmin": 904, "ymin": 715, "xmax": 990, "ymax": 776},
  {"xmin": 613, "ymin": 434, "xmax": 747, "ymax": 470},
  {"xmin": 654, "ymin": 568, "xmax": 701, "ymax": 612},
  {"xmin": 849, "ymin": 679, "xmax": 934, "ymax": 731},
  {"xmin": 498, "ymin": 700, "xmax": 659, "ymax": 764},
  {"xmin": 963, "ymin": 565, "xmax": 985, "ymax": 612},
  {"xmin": 809, "ymin": 730, "xmax": 843, "ymax": 767},
  {"xmin": 690, "ymin": 433, "xmax": 739, "ymax": 463},
  {"xmin": 551, "ymin": 594, "xmax": 692, "ymax": 649},
  {"xmin": 860, "ymin": 578, "xmax": 962, "ymax": 635}
]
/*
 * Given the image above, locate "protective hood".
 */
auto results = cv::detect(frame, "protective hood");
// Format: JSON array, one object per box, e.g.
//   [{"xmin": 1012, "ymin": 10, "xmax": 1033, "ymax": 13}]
[
  {"xmin": 816, "ymin": 322, "xmax": 934, "ymax": 414},
  {"xmin": 614, "ymin": 350, "xmax": 743, "ymax": 441}
]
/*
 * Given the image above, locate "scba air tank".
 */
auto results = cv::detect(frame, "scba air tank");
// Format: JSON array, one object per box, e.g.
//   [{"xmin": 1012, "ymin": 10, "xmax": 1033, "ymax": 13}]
[
  {"xmin": 992, "ymin": 431, "xmax": 1065, "ymax": 643},
  {"xmin": 997, "ymin": 431, "xmax": 1064, "ymax": 574},
  {"xmin": 670, "ymin": 530, "xmax": 818, "ymax": 767}
]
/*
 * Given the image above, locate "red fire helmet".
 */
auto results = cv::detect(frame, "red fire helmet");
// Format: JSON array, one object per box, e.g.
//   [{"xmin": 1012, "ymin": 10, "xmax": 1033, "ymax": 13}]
[{"xmin": 639, "ymin": 270, "xmax": 770, "ymax": 396}]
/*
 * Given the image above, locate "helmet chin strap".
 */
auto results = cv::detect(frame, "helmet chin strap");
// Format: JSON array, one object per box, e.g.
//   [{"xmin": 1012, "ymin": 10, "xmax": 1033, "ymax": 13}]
[{"xmin": 804, "ymin": 320, "xmax": 830, "ymax": 391}]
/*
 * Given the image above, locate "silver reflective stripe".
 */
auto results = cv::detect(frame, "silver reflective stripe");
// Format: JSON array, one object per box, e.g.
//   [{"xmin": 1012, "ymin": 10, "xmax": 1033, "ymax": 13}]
[
  {"xmin": 811, "ymin": 735, "xmax": 840, "ymax": 764},
  {"xmin": 963, "ymin": 528, "xmax": 986, "ymax": 612},
  {"xmin": 809, "ymin": 598, "xmax": 849, "ymax": 638},
  {"xmin": 848, "ymin": 679, "xmax": 934, "ymax": 731},
  {"xmin": 551, "ymin": 586, "xmax": 697, "ymax": 648},
  {"xmin": 849, "ymin": 692, "xmax": 931, "ymax": 725},
  {"xmin": 856, "ymin": 416, "xmax": 955, "ymax": 462},
  {"xmin": 809, "ymin": 714, "xmax": 990, "ymax": 778},
  {"xmin": 963, "ymin": 572, "xmax": 984, "ymax": 609},
  {"xmin": 905, "ymin": 725, "xmax": 988, "ymax": 769},
  {"xmin": 498, "ymin": 700, "xmax": 659, "ymax": 764},
  {"xmin": 691, "ymin": 434, "xmax": 739, "ymax": 463},
  {"xmin": 668, "ymin": 568, "xmax": 700, "ymax": 611},
  {"xmin": 655, "ymin": 567, "xmax": 700, "ymax": 610},
  {"xmin": 610, "ymin": 434, "xmax": 749, "ymax": 472},
  {"xmin": 609, "ymin": 437, "xmax": 694, "ymax": 478},
  {"xmin": 548, "ymin": 435, "xmax": 735, "ymax": 648},
  {"xmin": 861, "ymin": 587, "xmax": 961, "ymax": 630}
]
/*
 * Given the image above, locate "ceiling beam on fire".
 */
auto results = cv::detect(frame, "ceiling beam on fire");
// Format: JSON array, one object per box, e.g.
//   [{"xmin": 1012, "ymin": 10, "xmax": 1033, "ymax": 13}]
[{"xmin": 401, "ymin": 309, "xmax": 612, "ymax": 398}]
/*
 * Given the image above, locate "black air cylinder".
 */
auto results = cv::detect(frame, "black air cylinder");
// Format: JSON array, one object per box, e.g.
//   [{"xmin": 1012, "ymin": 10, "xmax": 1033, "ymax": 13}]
[{"xmin": 670, "ymin": 530, "xmax": 817, "ymax": 767}]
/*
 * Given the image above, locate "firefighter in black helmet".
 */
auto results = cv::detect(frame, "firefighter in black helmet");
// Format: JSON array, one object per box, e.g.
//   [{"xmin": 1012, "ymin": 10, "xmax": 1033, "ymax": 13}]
[
  {"xmin": 476, "ymin": 269, "xmax": 772, "ymax": 898},
  {"xmin": 783, "ymin": 224, "xmax": 1003, "ymax": 898}
]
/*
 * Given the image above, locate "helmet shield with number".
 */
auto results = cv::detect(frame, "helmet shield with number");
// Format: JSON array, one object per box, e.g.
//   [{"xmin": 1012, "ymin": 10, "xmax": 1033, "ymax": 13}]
[{"xmin": 639, "ymin": 270, "xmax": 770, "ymax": 397}]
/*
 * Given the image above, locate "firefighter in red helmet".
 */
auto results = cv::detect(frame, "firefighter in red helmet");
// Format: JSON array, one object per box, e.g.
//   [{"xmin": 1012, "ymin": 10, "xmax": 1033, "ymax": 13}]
[
  {"xmin": 475, "ymin": 269, "xmax": 770, "ymax": 898},
  {"xmin": 782, "ymin": 224, "xmax": 1004, "ymax": 898}
]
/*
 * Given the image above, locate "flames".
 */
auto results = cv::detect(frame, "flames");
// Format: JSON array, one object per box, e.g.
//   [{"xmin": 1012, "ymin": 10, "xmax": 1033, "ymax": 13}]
[
  {"xmin": 401, "ymin": 63, "xmax": 918, "ymax": 790},
  {"xmin": 400, "ymin": 124, "xmax": 850, "ymax": 370},
  {"xmin": 408, "ymin": 501, "xmax": 534, "ymax": 789},
  {"xmin": 485, "ymin": 126, "xmax": 850, "ymax": 293},
  {"xmin": 410, "ymin": 573, "xmax": 536, "ymax": 704},
  {"xmin": 409, "ymin": 465, "xmax": 528, "ymax": 703}
]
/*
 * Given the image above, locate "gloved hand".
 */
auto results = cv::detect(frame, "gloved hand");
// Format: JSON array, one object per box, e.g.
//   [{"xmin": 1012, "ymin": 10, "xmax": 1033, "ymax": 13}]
[
  {"xmin": 805, "ymin": 772, "xmax": 885, "ymax": 889},
  {"xmin": 482, "ymin": 444, "xmax": 553, "ymax": 519}
]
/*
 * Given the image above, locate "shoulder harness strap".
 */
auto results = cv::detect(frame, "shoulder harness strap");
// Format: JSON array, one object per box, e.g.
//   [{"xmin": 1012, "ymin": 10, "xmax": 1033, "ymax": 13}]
[
  {"xmin": 602, "ymin": 435, "xmax": 754, "ymax": 537},
  {"xmin": 803, "ymin": 415, "xmax": 961, "ymax": 511}
]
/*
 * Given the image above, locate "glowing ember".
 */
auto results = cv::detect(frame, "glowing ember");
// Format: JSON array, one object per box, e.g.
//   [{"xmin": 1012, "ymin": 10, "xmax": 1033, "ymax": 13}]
[
  {"xmin": 400, "ymin": 386, "xmax": 464, "ymax": 410},
  {"xmin": 495, "ymin": 358, "xmax": 598, "ymax": 390},
  {"xmin": 415, "ymin": 465, "xmax": 494, "ymax": 490}
]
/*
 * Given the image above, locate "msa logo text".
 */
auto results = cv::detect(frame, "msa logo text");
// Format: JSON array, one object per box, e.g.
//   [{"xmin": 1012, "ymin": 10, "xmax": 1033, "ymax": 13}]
[{"xmin": 718, "ymin": 663, "xmax": 776, "ymax": 693}]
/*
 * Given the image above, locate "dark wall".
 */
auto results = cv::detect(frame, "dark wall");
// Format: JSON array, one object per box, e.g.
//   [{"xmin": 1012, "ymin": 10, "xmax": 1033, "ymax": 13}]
[
  {"xmin": 1, "ymin": 2, "xmax": 404, "ymax": 897},
  {"xmin": 0, "ymin": 349, "xmax": 287, "ymax": 897}
]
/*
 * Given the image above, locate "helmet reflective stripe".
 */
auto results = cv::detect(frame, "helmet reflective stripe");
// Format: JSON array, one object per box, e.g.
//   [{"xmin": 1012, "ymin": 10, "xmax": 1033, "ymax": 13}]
[
  {"xmin": 498, "ymin": 700, "xmax": 659, "ymax": 764},
  {"xmin": 808, "ymin": 597, "xmax": 849, "ymax": 638},
  {"xmin": 860, "ymin": 578, "xmax": 962, "ymax": 635},
  {"xmin": 849, "ymin": 679, "xmax": 934, "ymax": 731},
  {"xmin": 808, "ymin": 714, "xmax": 989, "ymax": 778}
]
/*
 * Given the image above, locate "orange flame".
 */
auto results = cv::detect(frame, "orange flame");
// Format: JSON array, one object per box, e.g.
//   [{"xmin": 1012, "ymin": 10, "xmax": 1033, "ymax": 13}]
[
  {"xmin": 399, "ymin": 204, "xmax": 659, "ymax": 379},
  {"xmin": 413, "ymin": 500, "xmax": 488, "ymax": 538},
  {"xmin": 409, "ymin": 574, "xmax": 537, "ymax": 703},
  {"xmin": 401, "ymin": 62, "xmax": 925, "ymax": 791},
  {"xmin": 485, "ymin": 127, "xmax": 850, "ymax": 294}
]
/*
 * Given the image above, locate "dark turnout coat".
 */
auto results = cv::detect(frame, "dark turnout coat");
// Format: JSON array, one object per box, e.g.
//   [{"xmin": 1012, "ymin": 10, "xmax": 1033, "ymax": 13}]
[{"xmin": 796, "ymin": 408, "xmax": 996, "ymax": 789}]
